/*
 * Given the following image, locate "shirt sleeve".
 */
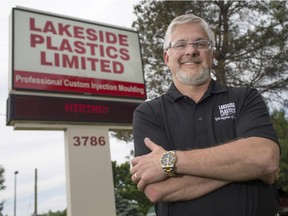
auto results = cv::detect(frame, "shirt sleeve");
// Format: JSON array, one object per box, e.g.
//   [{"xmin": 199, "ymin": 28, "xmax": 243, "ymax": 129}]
[
  {"xmin": 132, "ymin": 100, "xmax": 171, "ymax": 157},
  {"xmin": 235, "ymin": 87, "xmax": 279, "ymax": 144}
]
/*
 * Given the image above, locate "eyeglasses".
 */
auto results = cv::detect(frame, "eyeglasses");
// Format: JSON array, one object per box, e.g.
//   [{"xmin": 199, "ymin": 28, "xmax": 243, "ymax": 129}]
[{"xmin": 168, "ymin": 40, "xmax": 212, "ymax": 51}]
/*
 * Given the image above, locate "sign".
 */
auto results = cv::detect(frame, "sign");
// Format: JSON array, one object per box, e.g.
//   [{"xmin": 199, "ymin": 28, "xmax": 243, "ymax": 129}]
[
  {"xmin": 8, "ymin": 7, "xmax": 141, "ymax": 216},
  {"xmin": 6, "ymin": 94, "xmax": 140, "ymax": 126},
  {"xmin": 11, "ymin": 7, "xmax": 146, "ymax": 99}
]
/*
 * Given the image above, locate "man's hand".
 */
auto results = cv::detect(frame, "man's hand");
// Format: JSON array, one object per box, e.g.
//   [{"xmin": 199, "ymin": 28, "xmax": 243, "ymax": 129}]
[
  {"xmin": 130, "ymin": 138, "xmax": 168, "ymax": 191},
  {"xmin": 258, "ymin": 168, "xmax": 280, "ymax": 184}
]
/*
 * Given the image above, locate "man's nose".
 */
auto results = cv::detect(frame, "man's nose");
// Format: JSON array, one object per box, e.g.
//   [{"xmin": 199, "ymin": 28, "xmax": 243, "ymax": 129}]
[{"xmin": 185, "ymin": 43, "xmax": 199, "ymax": 55}]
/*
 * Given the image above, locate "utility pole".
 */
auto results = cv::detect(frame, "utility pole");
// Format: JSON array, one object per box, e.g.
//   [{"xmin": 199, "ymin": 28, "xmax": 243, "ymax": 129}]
[
  {"xmin": 14, "ymin": 171, "xmax": 19, "ymax": 216},
  {"xmin": 34, "ymin": 168, "xmax": 38, "ymax": 216}
]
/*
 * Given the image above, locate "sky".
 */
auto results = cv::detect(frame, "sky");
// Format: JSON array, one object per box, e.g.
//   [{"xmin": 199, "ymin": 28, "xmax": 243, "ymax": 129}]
[{"xmin": 0, "ymin": 0, "xmax": 141, "ymax": 215}]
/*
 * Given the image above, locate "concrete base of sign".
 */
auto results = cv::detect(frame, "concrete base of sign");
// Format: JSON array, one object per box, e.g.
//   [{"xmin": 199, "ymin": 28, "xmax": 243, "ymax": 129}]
[{"xmin": 64, "ymin": 126, "xmax": 116, "ymax": 216}]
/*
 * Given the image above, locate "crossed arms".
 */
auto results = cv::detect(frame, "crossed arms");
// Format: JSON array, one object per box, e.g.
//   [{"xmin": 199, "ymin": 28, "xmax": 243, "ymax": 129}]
[{"xmin": 130, "ymin": 137, "xmax": 280, "ymax": 203}]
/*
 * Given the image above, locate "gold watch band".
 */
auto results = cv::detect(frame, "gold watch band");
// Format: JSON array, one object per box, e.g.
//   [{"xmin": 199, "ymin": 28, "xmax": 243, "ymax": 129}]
[{"xmin": 163, "ymin": 166, "xmax": 175, "ymax": 176}]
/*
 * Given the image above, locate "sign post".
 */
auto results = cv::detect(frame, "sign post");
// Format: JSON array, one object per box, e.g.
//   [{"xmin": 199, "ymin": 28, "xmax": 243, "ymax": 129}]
[{"xmin": 65, "ymin": 126, "xmax": 116, "ymax": 216}]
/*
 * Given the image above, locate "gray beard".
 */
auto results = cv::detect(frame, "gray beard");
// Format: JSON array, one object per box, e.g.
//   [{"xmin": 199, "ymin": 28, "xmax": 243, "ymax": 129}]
[{"xmin": 176, "ymin": 66, "xmax": 211, "ymax": 86}]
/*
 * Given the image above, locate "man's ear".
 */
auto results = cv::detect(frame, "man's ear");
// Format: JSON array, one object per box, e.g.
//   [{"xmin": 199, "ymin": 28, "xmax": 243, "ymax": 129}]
[{"xmin": 164, "ymin": 50, "xmax": 169, "ymax": 65}]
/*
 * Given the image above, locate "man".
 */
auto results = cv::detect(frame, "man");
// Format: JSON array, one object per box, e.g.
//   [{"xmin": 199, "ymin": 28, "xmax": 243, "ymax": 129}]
[{"xmin": 130, "ymin": 14, "xmax": 280, "ymax": 216}]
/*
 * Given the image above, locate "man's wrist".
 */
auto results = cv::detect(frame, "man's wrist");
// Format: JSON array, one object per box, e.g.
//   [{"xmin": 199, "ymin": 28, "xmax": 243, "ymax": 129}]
[{"xmin": 160, "ymin": 150, "xmax": 177, "ymax": 176}]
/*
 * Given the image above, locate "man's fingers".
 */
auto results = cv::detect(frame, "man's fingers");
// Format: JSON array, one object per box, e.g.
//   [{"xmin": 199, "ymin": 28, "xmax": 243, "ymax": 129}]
[
  {"xmin": 131, "ymin": 156, "xmax": 141, "ymax": 167},
  {"xmin": 131, "ymin": 173, "xmax": 146, "ymax": 191},
  {"xmin": 144, "ymin": 137, "xmax": 158, "ymax": 151},
  {"xmin": 131, "ymin": 173, "xmax": 141, "ymax": 183},
  {"xmin": 137, "ymin": 179, "xmax": 146, "ymax": 192}
]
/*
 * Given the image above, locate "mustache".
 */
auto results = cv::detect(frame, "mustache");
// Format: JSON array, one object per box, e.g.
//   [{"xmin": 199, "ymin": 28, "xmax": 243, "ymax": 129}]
[{"xmin": 180, "ymin": 58, "xmax": 202, "ymax": 64}]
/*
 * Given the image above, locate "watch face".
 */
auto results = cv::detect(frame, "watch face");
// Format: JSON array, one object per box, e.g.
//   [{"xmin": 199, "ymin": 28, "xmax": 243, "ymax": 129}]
[{"xmin": 161, "ymin": 152, "xmax": 176, "ymax": 166}]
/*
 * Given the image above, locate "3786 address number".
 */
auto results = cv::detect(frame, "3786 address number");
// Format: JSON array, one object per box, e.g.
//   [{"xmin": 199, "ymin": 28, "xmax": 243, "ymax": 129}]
[{"xmin": 73, "ymin": 136, "xmax": 106, "ymax": 146}]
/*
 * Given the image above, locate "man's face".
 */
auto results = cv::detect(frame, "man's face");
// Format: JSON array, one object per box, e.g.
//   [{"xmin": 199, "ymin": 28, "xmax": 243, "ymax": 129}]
[{"xmin": 164, "ymin": 22, "xmax": 214, "ymax": 86}]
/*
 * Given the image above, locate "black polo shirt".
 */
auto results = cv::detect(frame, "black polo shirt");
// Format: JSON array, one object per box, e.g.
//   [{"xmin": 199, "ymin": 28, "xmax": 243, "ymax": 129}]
[{"xmin": 133, "ymin": 80, "xmax": 279, "ymax": 216}]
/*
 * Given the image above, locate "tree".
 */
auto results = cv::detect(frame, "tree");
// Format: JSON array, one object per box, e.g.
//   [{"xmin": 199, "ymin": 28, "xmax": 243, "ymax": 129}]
[
  {"xmin": 112, "ymin": 161, "xmax": 152, "ymax": 215},
  {"xmin": 113, "ymin": 0, "xmax": 288, "ymax": 143},
  {"xmin": 132, "ymin": 0, "xmax": 288, "ymax": 106},
  {"xmin": 271, "ymin": 110, "xmax": 288, "ymax": 192},
  {"xmin": 0, "ymin": 165, "xmax": 5, "ymax": 215},
  {"xmin": 115, "ymin": 192, "xmax": 144, "ymax": 216},
  {"xmin": 38, "ymin": 209, "xmax": 66, "ymax": 216},
  {"xmin": 110, "ymin": 130, "xmax": 133, "ymax": 143}
]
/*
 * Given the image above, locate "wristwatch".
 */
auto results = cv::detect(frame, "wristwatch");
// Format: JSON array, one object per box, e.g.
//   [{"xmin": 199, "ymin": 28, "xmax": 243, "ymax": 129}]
[{"xmin": 160, "ymin": 150, "xmax": 176, "ymax": 176}]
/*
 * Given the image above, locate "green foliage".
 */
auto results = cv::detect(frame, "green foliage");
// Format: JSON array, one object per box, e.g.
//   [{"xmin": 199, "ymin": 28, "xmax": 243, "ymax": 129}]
[
  {"xmin": 38, "ymin": 209, "xmax": 67, "ymax": 216},
  {"xmin": 115, "ymin": 192, "xmax": 144, "ymax": 216},
  {"xmin": 0, "ymin": 165, "xmax": 5, "ymax": 215},
  {"xmin": 0, "ymin": 166, "xmax": 4, "ymax": 191},
  {"xmin": 112, "ymin": 161, "xmax": 152, "ymax": 215},
  {"xmin": 133, "ymin": 0, "xmax": 288, "ymax": 105},
  {"xmin": 110, "ymin": 129, "xmax": 133, "ymax": 143},
  {"xmin": 271, "ymin": 110, "xmax": 288, "ymax": 192}
]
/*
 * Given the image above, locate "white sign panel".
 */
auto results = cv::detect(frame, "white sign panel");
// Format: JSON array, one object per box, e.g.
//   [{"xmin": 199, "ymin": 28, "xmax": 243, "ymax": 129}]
[{"xmin": 12, "ymin": 7, "xmax": 146, "ymax": 99}]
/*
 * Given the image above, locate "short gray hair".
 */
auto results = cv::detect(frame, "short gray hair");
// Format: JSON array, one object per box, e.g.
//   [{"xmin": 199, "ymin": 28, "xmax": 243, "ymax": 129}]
[{"xmin": 163, "ymin": 14, "xmax": 215, "ymax": 51}]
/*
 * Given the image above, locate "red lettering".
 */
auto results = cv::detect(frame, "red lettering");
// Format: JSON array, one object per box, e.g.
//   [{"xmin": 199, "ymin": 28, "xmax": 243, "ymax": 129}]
[
  {"xmin": 106, "ymin": 46, "xmax": 118, "ymax": 59},
  {"xmin": 30, "ymin": 34, "xmax": 44, "ymax": 47},
  {"xmin": 78, "ymin": 104, "xmax": 86, "ymax": 113},
  {"xmin": 55, "ymin": 53, "xmax": 60, "ymax": 67},
  {"xmin": 87, "ymin": 58, "xmax": 99, "ymax": 71},
  {"xmin": 29, "ymin": 18, "xmax": 131, "ymax": 48},
  {"xmin": 73, "ymin": 26, "xmax": 85, "ymax": 39},
  {"xmin": 40, "ymin": 51, "xmax": 53, "ymax": 66},
  {"xmin": 100, "ymin": 60, "xmax": 111, "ymax": 73},
  {"xmin": 58, "ymin": 23, "xmax": 72, "ymax": 37},
  {"xmin": 113, "ymin": 61, "xmax": 124, "ymax": 74},
  {"xmin": 80, "ymin": 56, "xmax": 86, "ymax": 69},
  {"xmin": 106, "ymin": 32, "xmax": 117, "ymax": 44},
  {"xmin": 65, "ymin": 104, "xmax": 73, "ymax": 112},
  {"xmin": 99, "ymin": 45, "xmax": 105, "ymax": 57},
  {"xmin": 86, "ymin": 43, "xmax": 98, "ymax": 56},
  {"xmin": 119, "ymin": 34, "xmax": 129, "ymax": 46},
  {"xmin": 62, "ymin": 55, "xmax": 79, "ymax": 68},
  {"xmin": 59, "ymin": 39, "xmax": 73, "ymax": 52},
  {"xmin": 74, "ymin": 41, "xmax": 86, "ymax": 54},
  {"xmin": 119, "ymin": 48, "xmax": 130, "ymax": 61},
  {"xmin": 43, "ymin": 21, "xmax": 57, "ymax": 34},
  {"xmin": 99, "ymin": 30, "xmax": 104, "ymax": 42},
  {"xmin": 65, "ymin": 103, "xmax": 109, "ymax": 114},
  {"xmin": 86, "ymin": 28, "xmax": 97, "ymax": 41},
  {"xmin": 46, "ymin": 37, "xmax": 58, "ymax": 50},
  {"xmin": 29, "ymin": 18, "xmax": 41, "ymax": 31},
  {"xmin": 39, "ymin": 51, "xmax": 127, "ymax": 73}
]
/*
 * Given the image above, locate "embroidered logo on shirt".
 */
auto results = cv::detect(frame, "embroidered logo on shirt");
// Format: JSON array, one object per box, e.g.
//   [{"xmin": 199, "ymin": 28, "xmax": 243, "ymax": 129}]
[{"xmin": 215, "ymin": 102, "xmax": 236, "ymax": 121}]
